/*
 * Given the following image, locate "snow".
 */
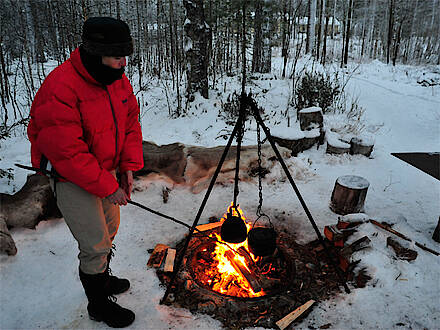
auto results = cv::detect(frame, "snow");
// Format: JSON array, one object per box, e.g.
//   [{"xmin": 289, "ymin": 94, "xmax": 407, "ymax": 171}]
[
  {"xmin": 1, "ymin": 55, "xmax": 440, "ymax": 330},
  {"xmin": 336, "ymin": 175, "xmax": 370, "ymax": 189},
  {"xmin": 299, "ymin": 106, "xmax": 322, "ymax": 114}
]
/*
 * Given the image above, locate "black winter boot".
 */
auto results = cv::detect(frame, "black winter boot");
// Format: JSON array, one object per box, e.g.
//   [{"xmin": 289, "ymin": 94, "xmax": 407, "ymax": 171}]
[
  {"xmin": 79, "ymin": 269, "xmax": 135, "ymax": 328},
  {"xmin": 105, "ymin": 246, "xmax": 130, "ymax": 295}
]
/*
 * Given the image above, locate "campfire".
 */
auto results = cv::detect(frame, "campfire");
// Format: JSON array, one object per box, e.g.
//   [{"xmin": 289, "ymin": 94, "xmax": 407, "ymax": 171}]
[
  {"xmin": 150, "ymin": 203, "xmax": 366, "ymax": 328},
  {"xmin": 189, "ymin": 203, "xmax": 290, "ymax": 298}
]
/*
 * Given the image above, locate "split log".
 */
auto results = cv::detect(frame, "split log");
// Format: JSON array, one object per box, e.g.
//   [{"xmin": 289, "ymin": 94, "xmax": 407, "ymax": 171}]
[
  {"xmin": 350, "ymin": 137, "xmax": 374, "ymax": 157},
  {"xmin": 433, "ymin": 217, "xmax": 440, "ymax": 243},
  {"xmin": 386, "ymin": 237, "xmax": 418, "ymax": 261},
  {"xmin": 324, "ymin": 225, "xmax": 356, "ymax": 247},
  {"xmin": 164, "ymin": 248, "xmax": 177, "ymax": 272},
  {"xmin": 0, "ymin": 216, "xmax": 17, "ymax": 256},
  {"xmin": 225, "ymin": 250, "xmax": 262, "ymax": 293},
  {"xmin": 147, "ymin": 244, "xmax": 169, "ymax": 268},
  {"xmin": 275, "ymin": 300, "xmax": 315, "ymax": 330},
  {"xmin": 299, "ymin": 107, "xmax": 323, "ymax": 131},
  {"xmin": 330, "ymin": 175, "xmax": 370, "ymax": 215}
]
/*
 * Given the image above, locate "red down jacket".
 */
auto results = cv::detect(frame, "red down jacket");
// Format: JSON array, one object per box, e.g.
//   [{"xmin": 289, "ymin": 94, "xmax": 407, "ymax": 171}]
[{"xmin": 28, "ymin": 48, "xmax": 144, "ymax": 198}]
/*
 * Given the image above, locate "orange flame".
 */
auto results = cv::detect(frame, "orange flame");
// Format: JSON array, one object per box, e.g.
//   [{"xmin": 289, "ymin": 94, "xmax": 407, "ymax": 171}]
[{"xmin": 206, "ymin": 202, "xmax": 264, "ymax": 298}]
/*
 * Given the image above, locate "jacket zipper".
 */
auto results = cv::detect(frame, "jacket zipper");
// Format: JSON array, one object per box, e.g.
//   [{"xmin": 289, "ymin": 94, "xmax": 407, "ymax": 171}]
[{"xmin": 104, "ymin": 86, "xmax": 118, "ymax": 168}]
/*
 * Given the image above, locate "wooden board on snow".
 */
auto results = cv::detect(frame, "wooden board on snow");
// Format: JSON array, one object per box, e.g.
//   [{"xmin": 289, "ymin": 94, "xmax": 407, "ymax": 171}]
[{"xmin": 275, "ymin": 299, "xmax": 315, "ymax": 330}]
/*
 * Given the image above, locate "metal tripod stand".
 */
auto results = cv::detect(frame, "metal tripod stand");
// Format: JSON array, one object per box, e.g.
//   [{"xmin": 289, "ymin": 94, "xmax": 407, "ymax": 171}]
[{"xmin": 160, "ymin": 93, "xmax": 350, "ymax": 304}]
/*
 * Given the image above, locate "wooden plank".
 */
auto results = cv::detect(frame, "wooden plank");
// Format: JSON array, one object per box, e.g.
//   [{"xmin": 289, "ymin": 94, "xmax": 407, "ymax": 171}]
[
  {"xmin": 195, "ymin": 221, "xmax": 222, "ymax": 232},
  {"xmin": 275, "ymin": 300, "xmax": 315, "ymax": 330},
  {"xmin": 225, "ymin": 250, "xmax": 262, "ymax": 293},
  {"xmin": 147, "ymin": 244, "xmax": 169, "ymax": 268},
  {"xmin": 164, "ymin": 248, "xmax": 176, "ymax": 272}
]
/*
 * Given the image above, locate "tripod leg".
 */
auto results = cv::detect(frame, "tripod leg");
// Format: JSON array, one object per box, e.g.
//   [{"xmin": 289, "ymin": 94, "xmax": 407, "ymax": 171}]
[
  {"xmin": 161, "ymin": 112, "xmax": 245, "ymax": 304},
  {"xmin": 251, "ymin": 107, "xmax": 351, "ymax": 294}
]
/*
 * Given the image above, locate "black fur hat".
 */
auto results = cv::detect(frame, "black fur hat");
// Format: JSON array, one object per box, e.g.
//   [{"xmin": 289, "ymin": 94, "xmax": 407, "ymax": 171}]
[{"xmin": 82, "ymin": 17, "xmax": 133, "ymax": 57}]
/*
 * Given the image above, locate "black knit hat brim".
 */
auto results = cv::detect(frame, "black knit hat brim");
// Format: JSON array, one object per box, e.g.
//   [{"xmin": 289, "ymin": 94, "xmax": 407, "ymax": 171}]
[{"xmin": 82, "ymin": 38, "xmax": 133, "ymax": 57}]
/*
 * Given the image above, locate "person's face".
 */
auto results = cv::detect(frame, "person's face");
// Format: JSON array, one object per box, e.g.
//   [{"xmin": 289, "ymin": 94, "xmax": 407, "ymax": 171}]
[{"xmin": 102, "ymin": 56, "xmax": 126, "ymax": 69}]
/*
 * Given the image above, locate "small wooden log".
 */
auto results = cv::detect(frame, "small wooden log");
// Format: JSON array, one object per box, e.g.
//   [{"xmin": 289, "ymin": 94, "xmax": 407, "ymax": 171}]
[
  {"xmin": 350, "ymin": 137, "xmax": 374, "ymax": 157},
  {"xmin": 330, "ymin": 175, "xmax": 370, "ymax": 215},
  {"xmin": 195, "ymin": 221, "xmax": 222, "ymax": 232},
  {"xmin": 164, "ymin": 248, "xmax": 176, "ymax": 272},
  {"xmin": 433, "ymin": 217, "xmax": 440, "ymax": 243},
  {"xmin": 299, "ymin": 107, "xmax": 323, "ymax": 131},
  {"xmin": 275, "ymin": 300, "xmax": 316, "ymax": 330},
  {"xmin": 225, "ymin": 250, "xmax": 262, "ymax": 293},
  {"xmin": 387, "ymin": 237, "xmax": 418, "ymax": 261},
  {"xmin": 147, "ymin": 244, "xmax": 169, "ymax": 268}
]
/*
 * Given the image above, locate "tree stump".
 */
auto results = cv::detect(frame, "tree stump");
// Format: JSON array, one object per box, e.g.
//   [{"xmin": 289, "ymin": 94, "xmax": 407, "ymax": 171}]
[
  {"xmin": 299, "ymin": 106, "xmax": 323, "ymax": 131},
  {"xmin": 350, "ymin": 137, "xmax": 374, "ymax": 157},
  {"xmin": 326, "ymin": 139, "xmax": 350, "ymax": 155},
  {"xmin": 330, "ymin": 175, "xmax": 370, "ymax": 215},
  {"xmin": 433, "ymin": 217, "xmax": 440, "ymax": 243}
]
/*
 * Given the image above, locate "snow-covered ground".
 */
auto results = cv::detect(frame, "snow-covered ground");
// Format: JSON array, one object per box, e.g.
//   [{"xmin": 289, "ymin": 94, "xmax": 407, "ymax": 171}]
[{"xmin": 1, "ymin": 57, "xmax": 439, "ymax": 329}]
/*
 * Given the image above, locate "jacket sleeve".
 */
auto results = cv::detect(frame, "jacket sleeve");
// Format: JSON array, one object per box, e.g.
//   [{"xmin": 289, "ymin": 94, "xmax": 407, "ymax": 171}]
[
  {"xmin": 34, "ymin": 84, "xmax": 119, "ymax": 198},
  {"xmin": 119, "ymin": 83, "xmax": 144, "ymax": 173}
]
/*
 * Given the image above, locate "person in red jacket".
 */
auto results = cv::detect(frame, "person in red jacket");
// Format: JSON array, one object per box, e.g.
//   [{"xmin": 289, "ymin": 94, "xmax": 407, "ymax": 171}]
[{"xmin": 27, "ymin": 17, "xmax": 143, "ymax": 328}]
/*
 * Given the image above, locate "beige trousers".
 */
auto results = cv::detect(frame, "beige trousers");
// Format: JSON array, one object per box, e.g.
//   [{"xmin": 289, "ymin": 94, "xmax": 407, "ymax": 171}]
[{"xmin": 52, "ymin": 180, "xmax": 120, "ymax": 274}]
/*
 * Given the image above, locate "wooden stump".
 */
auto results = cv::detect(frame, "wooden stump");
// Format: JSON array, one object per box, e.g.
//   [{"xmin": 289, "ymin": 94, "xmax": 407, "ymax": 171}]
[
  {"xmin": 350, "ymin": 137, "xmax": 374, "ymax": 157},
  {"xmin": 330, "ymin": 175, "xmax": 370, "ymax": 215},
  {"xmin": 433, "ymin": 217, "xmax": 440, "ymax": 243},
  {"xmin": 299, "ymin": 106, "xmax": 323, "ymax": 131}
]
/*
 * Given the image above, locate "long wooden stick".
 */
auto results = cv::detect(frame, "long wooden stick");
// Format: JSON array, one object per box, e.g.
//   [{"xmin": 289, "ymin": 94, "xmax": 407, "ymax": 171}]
[{"xmin": 370, "ymin": 220, "xmax": 439, "ymax": 256}]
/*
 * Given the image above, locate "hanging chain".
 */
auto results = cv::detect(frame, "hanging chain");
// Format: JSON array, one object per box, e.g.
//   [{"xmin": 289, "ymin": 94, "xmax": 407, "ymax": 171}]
[
  {"xmin": 256, "ymin": 121, "xmax": 263, "ymax": 217},
  {"xmin": 255, "ymin": 117, "xmax": 273, "ymax": 229}
]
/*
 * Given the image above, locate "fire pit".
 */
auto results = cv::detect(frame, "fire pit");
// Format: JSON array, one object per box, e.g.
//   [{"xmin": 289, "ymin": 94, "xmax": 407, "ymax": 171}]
[{"xmin": 156, "ymin": 207, "xmax": 352, "ymax": 329}]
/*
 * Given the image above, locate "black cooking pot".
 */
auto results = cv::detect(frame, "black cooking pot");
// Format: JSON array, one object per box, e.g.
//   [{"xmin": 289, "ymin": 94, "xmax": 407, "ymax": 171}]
[
  {"xmin": 248, "ymin": 226, "xmax": 277, "ymax": 257},
  {"xmin": 220, "ymin": 211, "xmax": 248, "ymax": 243}
]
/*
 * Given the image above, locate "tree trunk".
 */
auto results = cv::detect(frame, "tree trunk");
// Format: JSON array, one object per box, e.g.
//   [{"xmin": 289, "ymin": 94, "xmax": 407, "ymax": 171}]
[
  {"xmin": 343, "ymin": 0, "xmax": 353, "ymax": 66},
  {"xmin": 261, "ymin": 1, "xmax": 272, "ymax": 73},
  {"xmin": 386, "ymin": 0, "xmax": 394, "ymax": 64},
  {"xmin": 183, "ymin": 0, "xmax": 210, "ymax": 99},
  {"xmin": 252, "ymin": 0, "xmax": 263, "ymax": 72},
  {"xmin": 306, "ymin": 0, "xmax": 316, "ymax": 55}
]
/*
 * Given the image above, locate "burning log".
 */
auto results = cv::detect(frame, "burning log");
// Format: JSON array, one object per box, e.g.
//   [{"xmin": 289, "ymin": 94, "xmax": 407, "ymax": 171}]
[
  {"xmin": 147, "ymin": 244, "xmax": 169, "ymax": 268},
  {"xmin": 224, "ymin": 250, "xmax": 262, "ymax": 293},
  {"xmin": 275, "ymin": 299, "xmax": 315, "ymax": 330},
  {"xmin": 195, "ymin": 221, "xmax": 222, "ymax": 232},
  {"xmin": 164, "ymin": 248, "xmax": 177, "ymax": 272}
]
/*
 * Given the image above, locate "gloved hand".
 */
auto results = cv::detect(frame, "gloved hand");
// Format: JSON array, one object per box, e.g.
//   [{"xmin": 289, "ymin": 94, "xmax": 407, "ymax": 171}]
[
  {"xmin": 120, "ymin": 170, "xmax": 133, "ymax": 199},
  {"xmin": 106, "ymin": 187, "xmax": 129, "ymax": 205}
]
